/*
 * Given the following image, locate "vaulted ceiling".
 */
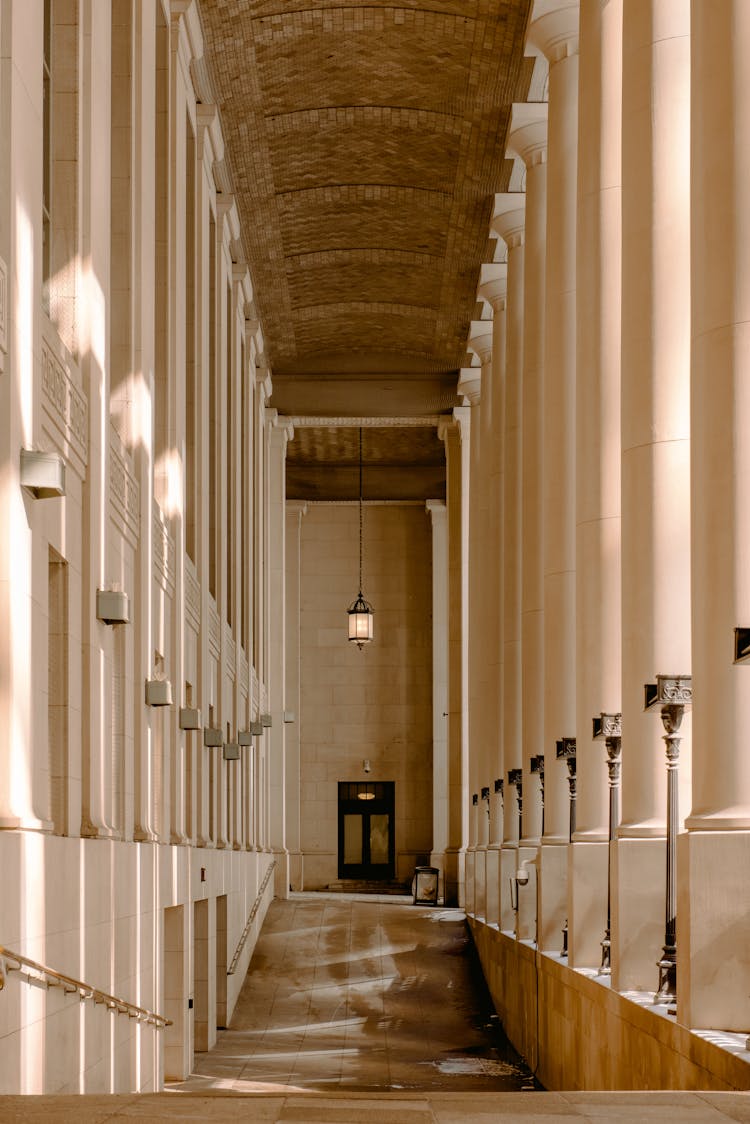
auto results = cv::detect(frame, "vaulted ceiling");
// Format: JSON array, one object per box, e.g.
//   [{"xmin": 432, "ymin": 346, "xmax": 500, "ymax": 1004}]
[{"xmin": 200, "ymin": 0, "xmax": 533, "ymax": 498}]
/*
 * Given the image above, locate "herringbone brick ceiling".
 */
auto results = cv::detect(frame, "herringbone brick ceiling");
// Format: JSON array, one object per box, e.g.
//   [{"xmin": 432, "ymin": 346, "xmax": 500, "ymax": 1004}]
[{"xmin": 201, "ymin": 0, "xmax": 532, "ymax": 393}]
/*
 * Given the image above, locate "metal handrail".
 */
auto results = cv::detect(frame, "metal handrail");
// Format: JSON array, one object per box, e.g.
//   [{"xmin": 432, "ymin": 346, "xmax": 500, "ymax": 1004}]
[
  {"xmin": 0, "ymin": 944, "xmax": 172, "ymax": 1028},
  {"xmin": 228, "ymin": 860, "xmax": 276, "ymax": 975}
]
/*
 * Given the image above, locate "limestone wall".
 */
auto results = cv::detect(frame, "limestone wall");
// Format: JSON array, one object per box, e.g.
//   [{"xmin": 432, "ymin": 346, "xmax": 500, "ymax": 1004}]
[
  {"xmin": 297, "ymin": 503, "xmax": 433, "ymax": 888},
  {"xmin": 470, "ymin": 920, "xmax": 750, "ymax": 1091}
]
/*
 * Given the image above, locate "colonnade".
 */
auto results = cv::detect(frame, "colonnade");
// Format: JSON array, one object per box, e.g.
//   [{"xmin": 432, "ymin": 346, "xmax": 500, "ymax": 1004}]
[{"xmin": 457, "ymin": 0, "xmax": 750, "ymax": 1036}]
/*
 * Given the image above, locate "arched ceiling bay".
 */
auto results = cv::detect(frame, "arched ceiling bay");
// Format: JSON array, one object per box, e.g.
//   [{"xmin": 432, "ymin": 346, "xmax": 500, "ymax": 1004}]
[{"xmin": 201, "ymin": 0, "xmax": 533, "ymax": 496}]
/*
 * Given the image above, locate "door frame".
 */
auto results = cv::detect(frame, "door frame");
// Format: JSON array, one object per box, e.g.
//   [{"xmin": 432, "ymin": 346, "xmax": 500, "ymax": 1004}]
[{"xmin": 337, "ymin": 781, "xmax": 395, "ymax": 880}]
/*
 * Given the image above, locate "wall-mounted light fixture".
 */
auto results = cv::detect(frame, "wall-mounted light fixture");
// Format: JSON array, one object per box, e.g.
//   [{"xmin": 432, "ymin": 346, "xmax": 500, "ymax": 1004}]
[
  {"xmin": 347, "ymin": 427, "xmax": 374, "ymax": 648},
  {"xmin": 20, "ymin": 449, "xmax": 66, "ymax": 498},
  {"xmin": 145, "ymin": 679, "xmax": 172, "ymax": 707},
  {"xmin": 96, "ymin": 589, "xmax": 130, "ymax": 625},
  {"xmin": 179, "ymin": 707, "xmax": 201, "ymax": 730}
]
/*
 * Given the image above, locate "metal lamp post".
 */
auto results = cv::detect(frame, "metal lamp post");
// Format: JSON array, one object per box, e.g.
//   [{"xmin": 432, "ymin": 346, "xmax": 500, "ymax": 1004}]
[
  {"xmin": 593, "ymin": 712, "xmax": 622, "ymax": 974},
  {"xmin": 644, "ymin": 675, "xmax": 692, "ymax": 1003},
  {"xmin": 508, "ymin": 768, "xmax": 523, "ymax": 840},
  {"xmin": 556, "ymin": 737, "xmax": 576, "ymax": 957}
]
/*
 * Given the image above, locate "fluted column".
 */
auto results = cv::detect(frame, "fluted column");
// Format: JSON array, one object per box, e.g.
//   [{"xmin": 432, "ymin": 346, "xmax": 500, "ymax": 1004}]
[
  {"xmin": 614, "ymin": 0, "xmax": 691, "ymax": 993},
  {"xmin": 681, "ymin": 0, "xmax": 750, "ymax": 1031},
  {"xmin": 570, "ymin": 0, "xmax": 623, "ymax": 968},
  {"xmin": 492, "ymin": 194, "xmax": 525, "ymax": 934},
  {"xmin": 508, "ymin": 98, "xmax": 548, "ymax": 941},
  {"xmin": 478, "ymin": 264, "xmax": 508, "ymax": 928},
  {"xmin": 427, "ymin": 499, "xmax": 449, "ymax": 903}
]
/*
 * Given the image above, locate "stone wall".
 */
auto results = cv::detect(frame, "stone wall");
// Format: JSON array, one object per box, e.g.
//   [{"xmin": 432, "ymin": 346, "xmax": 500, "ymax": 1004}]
[
  {"xmin": 469, "ymin": 919, "xmax": 750, "ymax": 1091},
  {"xmin": 298, "ymin": 503, "xmax": 433, "ymax": 888}
]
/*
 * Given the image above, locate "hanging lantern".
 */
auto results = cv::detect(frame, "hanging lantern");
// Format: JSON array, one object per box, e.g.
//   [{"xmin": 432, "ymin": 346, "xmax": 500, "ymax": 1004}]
[{"xmin": 348, "ymin": 427, "xmax": 374, "ymax": 648}]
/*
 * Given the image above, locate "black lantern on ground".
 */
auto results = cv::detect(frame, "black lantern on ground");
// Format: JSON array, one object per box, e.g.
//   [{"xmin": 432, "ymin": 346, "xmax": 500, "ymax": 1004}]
[{"xmin": 348, "ymin": 427, "xmax": 374, "ymax": 648}]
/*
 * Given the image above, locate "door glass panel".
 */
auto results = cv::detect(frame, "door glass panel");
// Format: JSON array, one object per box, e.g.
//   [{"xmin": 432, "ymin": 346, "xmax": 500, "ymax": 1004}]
[
  {"xmin": 369, "ymin": 814, "xmax": 389, "ymax": 865},
  {"xmin": 344, "ymin": 814, "xmax": 363, "ymax": 864}
]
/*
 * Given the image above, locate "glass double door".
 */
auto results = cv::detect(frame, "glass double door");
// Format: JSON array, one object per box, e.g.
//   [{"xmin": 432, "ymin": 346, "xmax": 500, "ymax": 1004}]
[{"xmin": 338, "ymin": 781, "xmax": 395, "ymax": 881}]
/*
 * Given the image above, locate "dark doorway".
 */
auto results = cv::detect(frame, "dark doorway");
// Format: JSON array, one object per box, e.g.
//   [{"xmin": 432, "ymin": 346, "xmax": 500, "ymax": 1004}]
[{"xmin": 338, "ymin": 781, "xmax": 395, "ymax": 880}]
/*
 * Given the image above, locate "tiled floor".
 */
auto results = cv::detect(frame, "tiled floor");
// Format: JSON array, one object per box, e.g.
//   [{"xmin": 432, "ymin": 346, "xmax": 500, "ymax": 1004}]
[
  {"xmin": 169, "ymin": 892, "xmax": 538, "ymax": 1094},
  {"xmin": 3, "ymin": 894, "xmax": 749, "ymax": 1120}
]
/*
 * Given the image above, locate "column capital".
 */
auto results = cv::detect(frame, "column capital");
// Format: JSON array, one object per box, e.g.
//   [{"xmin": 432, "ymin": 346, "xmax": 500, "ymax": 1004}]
[
  {"xmin": 466, "ymin": 322, "xmax": 493, "ymax": 367},
  {"xmin": 425, "ymin": 499, "xmax": 447, "ymax": 526},
  {"xmin": 527, "ymin": 0, "xmax": 579, "ymax": 64},
  {"xmin": 286, "ymin": 501, "xmax": 308, "ymax": 521},
  {"xmin": 492, "ymin": 193, "xmax": 526, "ymax": 248},
  {"xmin": 508, "ymin": 102, "xmax": 549, "ymax": 167},
  {"xmin": 457, "ymin": 366, "xmax": 482, "ymax": 406},
  {"xmin": 478, "ymin": 263, "xmax": 508, "ymax": 311},
  {"xmin": 270, "ymin": 415, "xmax": 294, "ymax": 446}
]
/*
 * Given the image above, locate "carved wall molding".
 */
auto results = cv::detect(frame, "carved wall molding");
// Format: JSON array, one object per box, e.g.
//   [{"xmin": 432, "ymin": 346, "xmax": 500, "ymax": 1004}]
[
  {"xmin": 41, "ymin": 338, "xmax": 88, "ymax": 477},
  {"xmin": 224, "ymin": 624, "xmax": 236, "ymax": 681},
  {"xmin": 109, "ymin": 426, "xmax": 140, "ymax": 547},
  {"xmin": 288, "ymin": 415, "xmax": 441, "ymax": 428},
  {"xmin": 152, "ymin": 506, "xmax": 175, "ymax": 598},
  {"xmin": 184, "ymin": 556, "xmax": 201, "ymax": 634},
  {"xmin": 208, "ymin": 599, "xmax": 221, "ymax": 659}
]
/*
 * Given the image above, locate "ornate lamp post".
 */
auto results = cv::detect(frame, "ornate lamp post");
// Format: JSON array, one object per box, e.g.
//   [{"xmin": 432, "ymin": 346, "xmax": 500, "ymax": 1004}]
[
  {"xmin": 593, "ymin": 712, "xmax": 622, "ymax": 974},
  {"xmin": 643, "ymin": 675, "xmax": 692, "ymax": 1003},
  {"xmin": 532, "ymin": 754, "xmax": 545, "ymax": 835},
  {"xmin": 556, "ymin": 737, "xmax": 576, "ymax": 957},
  {"xmin": 508, "ymin": 768, "xmax": 523, "ymax": 840}
]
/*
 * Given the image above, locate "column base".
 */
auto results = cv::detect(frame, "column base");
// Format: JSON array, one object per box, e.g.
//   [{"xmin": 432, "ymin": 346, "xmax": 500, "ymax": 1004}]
[
  {"xmin": 288, "ymin": 849, "xmax": 303, "ymax": 891},
  {"xmin": 475, "ymin": 845, "xmax": 487, "ymax": 921},
  {"xmin": 442, "ymin": 847, "xmax": 464, "ymax": 907},
  {"xmin": 612, "ymin": 835, "xmax": 665, "ymax": 993},
  {"xmin": 500, "ymin": 844, "xmax": 518, "ymax": 931},
  {"xmin": 465, "ymin": 846, "xmax": 476, "ymax": 916},
  {"xmin": 568, "ymin": 840, "xmax": 609, "ymax": 969},
  {"xmin": 273, "ymin": 850, "xmax": 290, "ymax": 899},
  {"xmin": 678, "ymin": 830, "xmax": 750, "ymax": 1031},
  {"xmin": 517, "ymin": 843, "xmax": 538, "ymax": 942},
  {"xmin": 538, "ymin": 841, "xmax": 567, "ymax": 952},
  {"xmin": 0, "ymin": 817, "xmax": 51, "ymax": 832},
  {"xmin": 486, "ymin": 844, "xmax": 501, "ymax": 925}
]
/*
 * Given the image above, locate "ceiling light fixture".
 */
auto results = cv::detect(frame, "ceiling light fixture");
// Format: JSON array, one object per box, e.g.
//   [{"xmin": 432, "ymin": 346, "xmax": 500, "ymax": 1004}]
[{"xmin": 347, "ymin": 427, "xmax": 374, "ymax": 648}]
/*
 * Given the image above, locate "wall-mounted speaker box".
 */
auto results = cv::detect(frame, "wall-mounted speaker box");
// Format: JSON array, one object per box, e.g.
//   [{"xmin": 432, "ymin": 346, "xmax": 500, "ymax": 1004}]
[
  {"xmin": 96, "ymin": 589, "xmax": 130, "ymax": 625},
  {"xmin": 179, "ymin": 707, "xmax": 202, "ymax": 730},
  {"xmin": 20, "ymin": 449, "xmax": 66, "ymax": 498},
  {"xmin": 145, "ymin": 679, "xmax": 173, "ymax": 707}
]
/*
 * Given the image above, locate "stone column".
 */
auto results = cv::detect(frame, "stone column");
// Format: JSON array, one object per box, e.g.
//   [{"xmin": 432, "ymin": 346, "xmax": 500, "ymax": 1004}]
[
  {"xmin": 570, "ymin": 0, "xmax": 623, "ymax": 968},
  {"xmin": 614, "ymin": 0, "xmax": 691, "ymax": 993},
  {"xmin": 524, "ymin": 0, "xmax": 582, "ymax": 956},
  {"xmin": 438, "ymin": 412, "xmax": 468, "ymax": 906},
  {"xmin": 267, "ymin": 414, "xmax": 291, "ymax": 887},
  {"xmin": 507, "ymin": 99, "xmax": 548, "ymax": 941},
  {"xmin": 492, "ymin": 195, "xmax": 525, "ymax": 933},
  {"xmin": 478, "ymin": 264, "xmax": 508, "ymax": 928},
  {"xmin": 427, "ymin": 499, "xmax": 449, "ymax": 903},
  {"xmin": 285, "ymin": 500, "xmax": 306, "ymax": 890},
  {"xmin": 458, "ymin": 367, "xmax": 481, "ymax": 917},
  {"xmin": 680, "ymin": 0, "xmax": 750, "ymax": 1031}
]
